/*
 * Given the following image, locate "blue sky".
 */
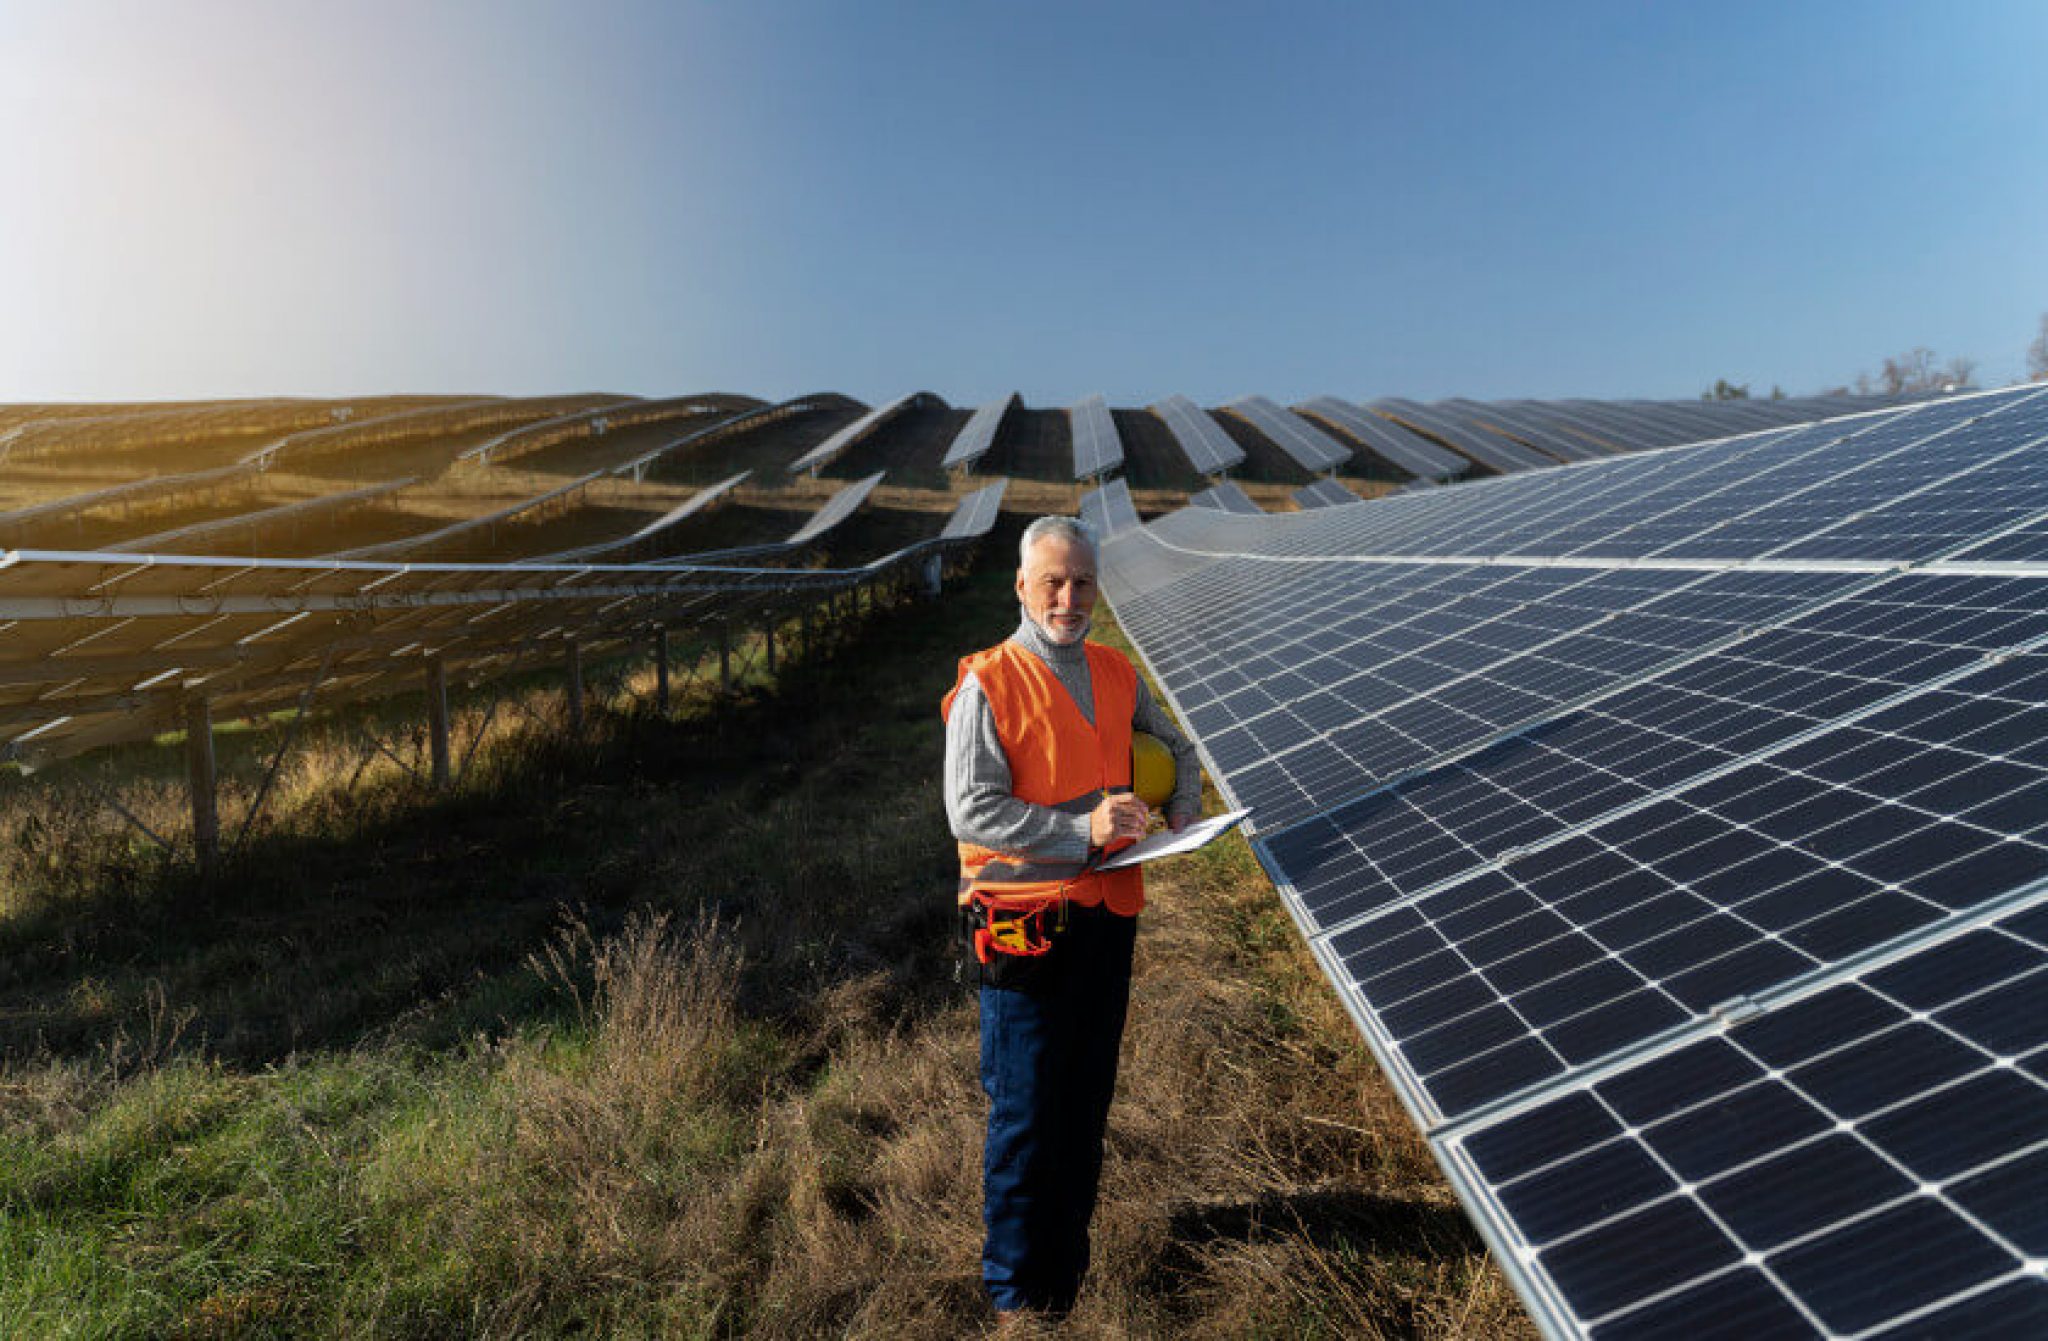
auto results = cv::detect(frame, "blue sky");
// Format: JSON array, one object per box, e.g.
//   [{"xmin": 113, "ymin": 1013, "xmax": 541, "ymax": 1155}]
[{"xmin": 3, "ymin": 1, "xmax": 2044, "ymax": 406}]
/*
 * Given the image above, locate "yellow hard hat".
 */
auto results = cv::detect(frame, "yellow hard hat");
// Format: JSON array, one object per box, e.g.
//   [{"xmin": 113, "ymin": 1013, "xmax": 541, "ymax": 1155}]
[{"xmin": 1132, "ymin": 731, "xmax": 1175, "ymax": 808}]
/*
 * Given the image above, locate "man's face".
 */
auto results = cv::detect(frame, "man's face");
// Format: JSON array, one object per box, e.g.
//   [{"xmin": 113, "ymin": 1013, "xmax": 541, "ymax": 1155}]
[{"xmin": 1016, "ymin": 535, "xmax": 1097, "ymax": 645}]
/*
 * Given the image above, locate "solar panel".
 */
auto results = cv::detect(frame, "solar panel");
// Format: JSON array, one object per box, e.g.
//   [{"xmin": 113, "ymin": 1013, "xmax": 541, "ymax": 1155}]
[
  {"xmin": 1150, "ymin": 394, "xmax": 1247, "ymax": 476},
  {"xmin": 255, "ymin": 397, "xmax": 540, "ymax": 470},
  {"xmin": 1295, "ymin": 397, "xmax": 1470, "ymax": 482},
  {"xmin": 1094, "ymin": 384, "xmax": 2048, "ymax": 1339},
  {"xmin": 787, "ymin": 471, "xmax": 888, "ymax": 544},
  {"xmin": 940, "ymin": 478, "xmax": 1009, "ymax": 540},
  {"xmin": 1189, "ymin": 481, "xmax": 1263, "ymax": 515},
  {"xmin": 1497, "ymin": 401, "xmax": 1631, "ymax": 454},
  {"xmin": 0, "ymin": 461, "xmax": 997, "ymax": 769},
  {"xmin": 104, "ymin": 478, "xmax": 417, "ymax": 555},
  {"xmin": 1554, "ymin": 398, "xmax": 1698, "ymax": 450},
  {"xmin": 1222, "ymin": 396, "xmax": 1353, "ymax": 473},
  {"xmin": 1372, "ymin": 398, "xmax": 1556, "ymax": 474},
  {"xmin": 1438, "ymin": 400, "xmax": 1607, "ymax": 463},
  {"xmin": 1444, "ymin": 898, "xmax": 2048, "ymax": 1336},
  {"xmin": 457, "ymin": 396, "xmax": 713, "ymax": 468},
  {"xmin": 789, "ymin": 393, "xmax": 917, "ymax": 475},
  {"xmin": 1612, "ymin": 398, "xmax": 1735, "ymax": 444},
  {"xmin": 1078, "ymin": 478, "xmax": 1140, "ymax": 540},
  {"xmin": 1069, "ymin": 394, "xmax": 1124, "ymax": 480},
  {"xmin": 527, "ymin": 472, "xmax": 751, "ymax": 564},
  {"xmin": 0, "ymin": 548, "xmax": 849, "ymax": 763},
  {"xmin": 0, "ymin": 461, "xmax": 259, "ymax": 538},
  {"xmin": 941, "ymin": 394, "xmax": 1016, "ymax": 471},
  {"xmin": 1293, "ymin": 478, "xmax": 1359, "ymax": 510},
  {"xmin": 328, "ymin": 467, "xmax": 615, "ymax": 561}
]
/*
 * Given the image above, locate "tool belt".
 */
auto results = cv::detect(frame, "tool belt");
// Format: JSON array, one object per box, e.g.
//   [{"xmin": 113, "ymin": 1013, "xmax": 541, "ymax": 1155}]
[{"xmin": 965, "ymin": 884, "xmax": 1070, "ymax": 965}]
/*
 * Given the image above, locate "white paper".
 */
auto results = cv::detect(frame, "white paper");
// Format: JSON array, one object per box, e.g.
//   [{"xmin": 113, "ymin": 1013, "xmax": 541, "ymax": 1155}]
[{"xmin": 1096, "ymin": 809, "xmax": 1251, "ymax": 871}]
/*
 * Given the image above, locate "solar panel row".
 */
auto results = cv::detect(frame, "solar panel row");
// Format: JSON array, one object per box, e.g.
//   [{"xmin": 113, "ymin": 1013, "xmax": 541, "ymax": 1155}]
[
  {"xmin": 1223, "ymin": 396, "xmax": 1353, "ymax": 473},
  {"xmin": 1079, "ymin": 477, "xmax": 1141, "ymax": 540},
  {"xmin": 1189, "ymin": 481, "xmax": 1263, "ymax": 515},
  {"xmin": 1069, "ymin": 394, "xmax": 1124, "ymax": 480},
  {"xmin": 1097, "ymin": 383, "xmax": 2048, "ymax": 1338},
  {"xmin": 939, "ymin": 479, "xmax": 1009, "ymax": 540},
  {"xmin": 1295, "ymin": 398, "xmax": 1470, "ymax": 482},
  {"xmin": 528, "ymin": 472, "xmax": 751, "ymax": 564},
  {"xmin": 1372, "ymin": 398, "xmax": 1559, "ymax": 474},
  {"xmin": 1293, "ymin": 478, "xmax": 1360, "ymax": 510},
  {"xmin": 788, "ymin": 393, "xmax": 916, "ymax": 475},
  {"xmin": 1438, "ymin": 399, "xmax": 1608, "ymax": 463},
  {"xmin": 0, "ymin": 468, "xmax": 983, "ymax": 768},
  {"xmin": 105, "ymin": 478, "xmax": 418, "ymax": 556},
  {"xmin": 459, "ymin": 395, "xmax": 718, "ymax": 468},
  {"xmin": 1151, "ymin": 394, "xmax": 1247, "ymax": 476},
  {"xmin": 941, "ymin": 394, "xmax": 1017, "ymax": 471}
]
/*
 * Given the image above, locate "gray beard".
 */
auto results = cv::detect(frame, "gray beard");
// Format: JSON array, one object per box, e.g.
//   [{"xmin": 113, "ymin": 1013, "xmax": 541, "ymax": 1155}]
[{"xmin": 1020, "ymin": 604, "xmax": 1091, "ymax": 647}]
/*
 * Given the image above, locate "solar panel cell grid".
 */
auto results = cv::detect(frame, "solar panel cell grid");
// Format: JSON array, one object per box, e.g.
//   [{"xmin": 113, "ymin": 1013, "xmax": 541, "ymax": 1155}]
[
  {"xmin": 1271, "ymin": 570, "xmax": 2048, "ymax": 918},
  {"xmin": 1127, "ymin": 563, "xmax": 1896, "ymax": 839},
  {"xmin": 1447, "ymin": 894, "xmax": 2048, "ymax": 1337},
  {"xmin": 1645, "ymin": 388, "xmax": 2042, "ymax": 561}
]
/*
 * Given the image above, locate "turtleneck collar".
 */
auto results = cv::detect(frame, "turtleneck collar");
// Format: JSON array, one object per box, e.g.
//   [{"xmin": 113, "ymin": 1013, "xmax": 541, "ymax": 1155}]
[{"xmin": 1011, "ymin": 611, "xmax": 1089, "ymax": 665}]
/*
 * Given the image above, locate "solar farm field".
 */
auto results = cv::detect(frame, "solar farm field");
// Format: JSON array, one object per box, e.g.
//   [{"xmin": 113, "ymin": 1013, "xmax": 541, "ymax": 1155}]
[{"xmin": 0, "ymin": 386, "xmax": 1978, "ymax": 1337}]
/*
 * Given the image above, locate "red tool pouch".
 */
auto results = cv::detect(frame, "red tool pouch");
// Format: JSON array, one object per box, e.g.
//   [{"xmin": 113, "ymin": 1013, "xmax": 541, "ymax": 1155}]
[{"xmin": 966, "ymin": 887, "xmax": 1068, "ymax": 965}]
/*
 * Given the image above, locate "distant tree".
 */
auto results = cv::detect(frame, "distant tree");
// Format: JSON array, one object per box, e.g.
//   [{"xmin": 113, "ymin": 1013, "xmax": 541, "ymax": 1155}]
[
  {"xmin": 1855, "ymin": 346, "xmax": 1976, "ymax": 396},
  {"xmin": 2030, "ymin": 313, "xmax": 2048, "ymax": 381},
  {"xmin": 1702, "ymin": 378, "xmax": 1750, "ymax": 400},
  {"xmin": 1769, "ymin": 385, "xmax": 1786, "ymax": 400},
  {"xmin": 1881, "ymin": 347, "xmax": 1938, "ymax": 394}
]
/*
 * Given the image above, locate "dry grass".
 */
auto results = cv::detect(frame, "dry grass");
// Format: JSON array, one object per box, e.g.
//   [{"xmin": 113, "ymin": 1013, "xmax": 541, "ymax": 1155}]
[{"xmin": 0, "ymin": 545, "xmax": 1534, "ymax": 1339}]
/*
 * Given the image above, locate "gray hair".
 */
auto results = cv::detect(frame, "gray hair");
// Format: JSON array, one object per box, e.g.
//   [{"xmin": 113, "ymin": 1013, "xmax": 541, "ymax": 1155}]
[{"xmin": 1018, "ymin": 515, "xmax": 1097, "ymax": 568}]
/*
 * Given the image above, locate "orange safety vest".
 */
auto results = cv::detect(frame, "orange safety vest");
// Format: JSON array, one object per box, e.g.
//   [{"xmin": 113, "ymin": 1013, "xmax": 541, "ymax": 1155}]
[{"xmin": 940, "ymin": 639, "xmax": 1146, "ymax": 917}]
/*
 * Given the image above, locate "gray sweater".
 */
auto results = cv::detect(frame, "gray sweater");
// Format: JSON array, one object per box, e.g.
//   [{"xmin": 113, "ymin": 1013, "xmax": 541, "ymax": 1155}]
[{"xmin": 944, "ymin": 615, "xmax": 1202, "ymax": 863}]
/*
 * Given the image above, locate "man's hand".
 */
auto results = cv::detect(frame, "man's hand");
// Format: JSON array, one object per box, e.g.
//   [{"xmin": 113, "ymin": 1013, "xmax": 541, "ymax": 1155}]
[{"xmin": 1090, "ymin": 793, "xmax": 1151, "ymax": 848}]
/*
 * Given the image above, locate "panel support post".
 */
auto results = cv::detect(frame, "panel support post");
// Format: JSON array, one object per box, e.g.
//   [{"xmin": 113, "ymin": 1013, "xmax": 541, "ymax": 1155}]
[
  {"xmin": 800, "ymin": 605, "xmax": 812, "ymax": 658},
  {"xmin": 654, "ymin": 625, "xmax": 671, "ymax": 715},
  {"xmin": 185, "ymin": 695, "xmax": 219, "ymax": 877},
  {"xmin": 922, "ymin": 553, "xmax": 944, "ymax": 597},
  {"xmin": 718, "ymin": 623, "xmax": 732, "ymax": 690},
  {"xmin": 565, "ymin": 637, "xmax": 584, "ymax": 734},
  {"xmin": 426, "ymin": 657, "xmax": 451, "ymax": 789},
  {"xmin": 764, "ymin": 620, "xmax": 777, "ymax": 674}
]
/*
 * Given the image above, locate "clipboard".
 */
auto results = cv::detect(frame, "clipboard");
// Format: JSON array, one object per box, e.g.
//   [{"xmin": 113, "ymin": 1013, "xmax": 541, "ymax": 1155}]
[{"xmin": 1095, "ymin": 809, "xmax": 1250, "ymax": 871}]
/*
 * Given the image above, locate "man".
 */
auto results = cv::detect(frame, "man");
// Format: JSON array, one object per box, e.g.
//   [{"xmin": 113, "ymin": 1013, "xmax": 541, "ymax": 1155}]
[{"xmin": 941, "ymin": 514, "xmax": 1201, "ymax": 1321}]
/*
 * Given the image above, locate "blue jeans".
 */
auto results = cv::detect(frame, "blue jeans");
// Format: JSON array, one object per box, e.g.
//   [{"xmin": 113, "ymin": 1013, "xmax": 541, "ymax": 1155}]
[{"xmin": 978, "ymin": 903, "xmax": 1138, "ymax": 1313}]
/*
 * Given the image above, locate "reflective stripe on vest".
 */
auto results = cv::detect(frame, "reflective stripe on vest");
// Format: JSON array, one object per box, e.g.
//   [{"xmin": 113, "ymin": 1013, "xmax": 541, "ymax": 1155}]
[{"xmin": 940, "ymin": 639, "xmax": 1146, "ymax": 916}]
